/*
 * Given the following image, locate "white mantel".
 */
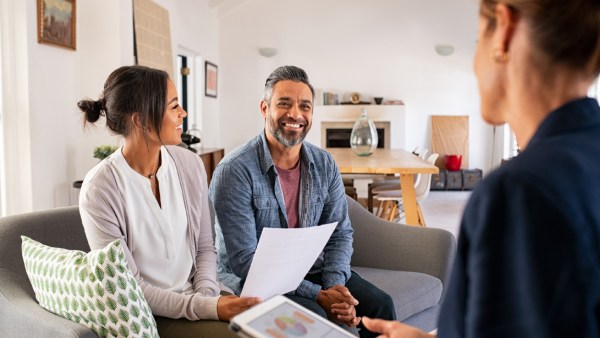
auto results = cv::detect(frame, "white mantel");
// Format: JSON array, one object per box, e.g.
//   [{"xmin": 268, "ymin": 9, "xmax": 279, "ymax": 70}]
[{"xmin": 306, "ymin": 104, "xmax": 406, "ymax": 149}]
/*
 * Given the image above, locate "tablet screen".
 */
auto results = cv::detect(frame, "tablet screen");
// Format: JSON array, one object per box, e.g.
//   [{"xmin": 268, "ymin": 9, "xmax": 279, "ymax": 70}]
[{"xmin": 247, "ymin": 301, "xmax": 350, "ymax": 338}]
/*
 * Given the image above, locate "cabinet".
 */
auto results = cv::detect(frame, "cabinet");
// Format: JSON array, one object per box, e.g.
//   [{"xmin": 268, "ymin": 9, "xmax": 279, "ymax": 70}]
[{"xmin": 198, "ymin": 148, "xmax": 224, "ymax": 185}]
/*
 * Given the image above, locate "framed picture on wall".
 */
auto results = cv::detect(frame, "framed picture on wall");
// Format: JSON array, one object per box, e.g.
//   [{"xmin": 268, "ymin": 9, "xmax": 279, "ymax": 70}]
[
  {"xmin": 205, "ymin": 61, "xmax": 218, "ymax": 98},
  {"xmin": 37, "ymin": 0, "xmax": 77, "ymax": 50}
]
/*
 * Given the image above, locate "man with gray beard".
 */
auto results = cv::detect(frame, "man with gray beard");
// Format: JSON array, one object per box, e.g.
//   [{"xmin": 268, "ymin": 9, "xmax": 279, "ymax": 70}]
[{"xmin": 210, "ymin": 65, "xmax": 396, "ymax": 338}]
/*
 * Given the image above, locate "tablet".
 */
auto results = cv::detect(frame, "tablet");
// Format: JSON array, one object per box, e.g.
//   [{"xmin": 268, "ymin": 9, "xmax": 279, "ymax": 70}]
[{"xmin": 229, "ymin": 295, "xmax": 356, "ymax": 338}]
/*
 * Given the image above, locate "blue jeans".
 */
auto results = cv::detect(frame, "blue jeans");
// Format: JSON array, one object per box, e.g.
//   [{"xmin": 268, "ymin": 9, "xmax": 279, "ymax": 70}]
[{"xmin": 286, "ymin": 271, "xmax": 396, "ymax": 338}]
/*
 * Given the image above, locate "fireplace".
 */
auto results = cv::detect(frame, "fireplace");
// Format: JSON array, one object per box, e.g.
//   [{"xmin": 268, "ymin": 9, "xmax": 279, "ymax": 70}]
[
  {"xmin": 322, "ymin": 121, "xmax": 390, "ymax": 149},
  {"xmin": 305, "ymin": 105, "xmax": 405, "ymax": 150}
]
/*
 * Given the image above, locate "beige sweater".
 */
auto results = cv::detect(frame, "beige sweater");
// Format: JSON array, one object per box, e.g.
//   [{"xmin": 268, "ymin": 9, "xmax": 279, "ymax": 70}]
[{"xmin": 79, "ymin": 145, "xmax": 220, "ymax": 320}]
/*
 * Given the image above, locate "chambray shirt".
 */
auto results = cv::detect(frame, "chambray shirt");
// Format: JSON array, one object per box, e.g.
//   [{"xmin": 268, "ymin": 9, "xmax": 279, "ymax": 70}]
[{"xmin": 210, "ymin": 131, "xmax": 353, "ymax": 300}]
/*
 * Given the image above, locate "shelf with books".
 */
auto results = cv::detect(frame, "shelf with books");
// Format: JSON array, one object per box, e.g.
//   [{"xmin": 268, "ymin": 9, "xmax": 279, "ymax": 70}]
[{"xmin": 319, "ymin": 91, "xmax": 404, "ymax": 106}]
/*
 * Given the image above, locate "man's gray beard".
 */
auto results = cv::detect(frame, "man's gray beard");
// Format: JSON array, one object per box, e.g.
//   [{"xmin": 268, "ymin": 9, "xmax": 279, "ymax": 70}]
[
  {"xmin": 267, "ymin": 112, "xmax": 311, "ymax": 147},
  {"xmin": 271, "ymin": 127, "xmax": 309, "ymax": 147}
]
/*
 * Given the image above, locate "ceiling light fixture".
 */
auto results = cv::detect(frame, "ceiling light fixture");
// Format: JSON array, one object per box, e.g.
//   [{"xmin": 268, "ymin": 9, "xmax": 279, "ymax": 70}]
[
  {"xmin": 434, "ymin": 44, "xmax": 455, "ymax": 56},
  {"xmin": 258, "ymin": 47, "xmax": 278, "ymax": 58}
]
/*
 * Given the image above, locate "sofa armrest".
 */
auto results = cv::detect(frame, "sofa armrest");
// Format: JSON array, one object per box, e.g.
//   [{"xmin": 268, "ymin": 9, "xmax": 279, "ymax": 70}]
[
  {"xmin": 0, "ymin": 206, "xmax": 96, "ymax": 337},
  {"xmin": 347, "ymin": 196, "xmax": 456, "ymax": 290},
  {"xmin": 0, "ymin": 269, "xmax": 97, "ymax": 338}
]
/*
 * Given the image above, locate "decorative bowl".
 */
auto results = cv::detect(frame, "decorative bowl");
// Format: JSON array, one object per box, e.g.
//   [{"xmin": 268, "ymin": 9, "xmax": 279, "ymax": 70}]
[{"xmin": 445, "ymin": 154, "xmax": 462, "ymax": 171}]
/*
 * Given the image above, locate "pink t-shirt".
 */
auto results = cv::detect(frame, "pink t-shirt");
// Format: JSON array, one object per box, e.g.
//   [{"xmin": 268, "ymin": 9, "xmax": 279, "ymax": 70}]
[{"xmin": 275, "ymin": 161, "xmax": 301, "ymax": 228}]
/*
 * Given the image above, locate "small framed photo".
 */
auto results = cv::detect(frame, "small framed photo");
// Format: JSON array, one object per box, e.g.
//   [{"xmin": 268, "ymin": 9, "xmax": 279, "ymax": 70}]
[
  {"xmin": 37, "ymin": 0, "xmax": 77, "ymax": 50},
  {"xmin": 205, "ymin": 61, "xmax": 218, "ymax": 98}
]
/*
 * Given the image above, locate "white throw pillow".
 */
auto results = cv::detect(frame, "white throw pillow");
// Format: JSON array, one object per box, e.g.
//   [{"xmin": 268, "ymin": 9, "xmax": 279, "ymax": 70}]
[{"xmin": 21, "ymin": 236, "xmax": 159, "ymax": 338}]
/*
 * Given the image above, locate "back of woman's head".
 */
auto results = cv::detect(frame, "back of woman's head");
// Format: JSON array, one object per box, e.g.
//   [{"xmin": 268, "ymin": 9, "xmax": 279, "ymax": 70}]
[
  {"xmin": 78, "ymin": 65, "xmax": 169, "ymax": 136},
  {"xmin": 480, "ymin": 0, "xmax": 600, "ymax": 77}
]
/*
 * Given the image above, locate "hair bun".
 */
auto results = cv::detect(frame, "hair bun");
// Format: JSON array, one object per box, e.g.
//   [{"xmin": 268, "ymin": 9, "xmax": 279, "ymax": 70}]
[
  {"xmin": 93, "ymin": 98, "xmax": 106, "ymax": 114},
  {"xmin": 78, "ymin": 98, "xmax": 105, "ymax": 123}
]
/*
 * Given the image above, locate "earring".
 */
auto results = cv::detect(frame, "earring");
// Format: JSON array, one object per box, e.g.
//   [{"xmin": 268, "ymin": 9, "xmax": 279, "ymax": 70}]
[{"xmin": 491, "ymin": 47, "xmax": 509, "ymax": 63}]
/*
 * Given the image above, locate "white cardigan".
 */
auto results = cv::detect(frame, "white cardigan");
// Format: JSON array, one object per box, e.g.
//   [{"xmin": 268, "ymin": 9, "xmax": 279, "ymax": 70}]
[{"xmin": 79, "ymin": 145, "xmax": 220, "ymax": 320}]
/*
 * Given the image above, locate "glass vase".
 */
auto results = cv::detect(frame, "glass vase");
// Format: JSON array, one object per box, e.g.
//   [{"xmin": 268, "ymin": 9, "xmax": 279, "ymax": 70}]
[{"xmin": 350, "ymin": 108, "xmax": 378, "ymax": 156}]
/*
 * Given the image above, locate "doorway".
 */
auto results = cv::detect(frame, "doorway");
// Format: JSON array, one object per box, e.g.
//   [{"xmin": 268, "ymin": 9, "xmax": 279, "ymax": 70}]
[
  {"xmin": 177, "ymin": 54, "xmax": 189, "ymax": 132},
  {"xmin": 176, "ymin": 48, "xmax": 205, "ymax": 152}
]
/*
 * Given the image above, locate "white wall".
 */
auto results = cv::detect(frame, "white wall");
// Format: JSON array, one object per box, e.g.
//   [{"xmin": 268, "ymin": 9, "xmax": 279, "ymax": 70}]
[
  {"xmin": 153, "ymin": 0, "xmax": 221, "ymax": 147},
  {"xmin": 1, "ymin": 0, "xmax": 220, "ymax": 214},
  {"xmin": 25, "ymin": 0, "xmax": 131, "ymax": 211},
  {"xmin": 218, "ymin": 0, "xmax": 495, "ymax": 172}
]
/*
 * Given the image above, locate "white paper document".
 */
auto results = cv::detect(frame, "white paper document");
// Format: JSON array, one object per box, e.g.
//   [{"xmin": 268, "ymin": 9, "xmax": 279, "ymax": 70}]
[{"xmin": 240, "ymin": 222, "xmax": 338, "ymax": 299}]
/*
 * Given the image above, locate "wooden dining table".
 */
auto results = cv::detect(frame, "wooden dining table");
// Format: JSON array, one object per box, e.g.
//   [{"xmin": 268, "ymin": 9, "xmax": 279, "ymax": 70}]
[{"xmin": 326, "ymin": 148, "xmax": 439, "ymax": 226}]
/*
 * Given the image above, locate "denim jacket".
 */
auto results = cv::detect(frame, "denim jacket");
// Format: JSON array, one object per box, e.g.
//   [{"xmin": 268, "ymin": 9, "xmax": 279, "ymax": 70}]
[{"xmin": 210, "ymin": 131, "xmax": 353, "ymax": 300}]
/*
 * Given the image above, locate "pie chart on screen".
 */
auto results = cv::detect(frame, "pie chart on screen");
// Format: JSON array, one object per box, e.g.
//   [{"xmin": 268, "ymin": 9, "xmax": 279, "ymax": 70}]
[{"xmin": 274, "ymin": 316, "xmax": 308, "ymax": 336}]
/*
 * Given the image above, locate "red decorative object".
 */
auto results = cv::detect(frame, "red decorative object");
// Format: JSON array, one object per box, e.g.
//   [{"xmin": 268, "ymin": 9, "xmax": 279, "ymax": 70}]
[{"xmin": 445, "ymin": 154, "xmax": 462, "ymax": 171}]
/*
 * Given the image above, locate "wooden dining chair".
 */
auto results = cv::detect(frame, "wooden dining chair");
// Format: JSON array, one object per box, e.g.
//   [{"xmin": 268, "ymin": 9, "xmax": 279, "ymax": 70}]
[{"xmin": 374, "ymin": 153, "xmax": 439, "ymax": 226}]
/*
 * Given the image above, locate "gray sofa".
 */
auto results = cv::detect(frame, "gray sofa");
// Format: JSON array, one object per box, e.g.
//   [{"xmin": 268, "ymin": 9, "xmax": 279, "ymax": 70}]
[
  {"xmin": 347, "ymin": 196, "xmax": 456, "ymax": 331},
  {"xmin": 0, "ymin": 196, "xmax": 455, "ymax": 337}
]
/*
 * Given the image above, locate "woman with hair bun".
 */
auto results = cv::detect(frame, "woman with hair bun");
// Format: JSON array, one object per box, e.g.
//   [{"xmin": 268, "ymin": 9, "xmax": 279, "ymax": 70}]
[
  {"xmin": 363, "ymin": 0, "xmax": 600, "ymax": 337},
  {"xmin": 78, "ymin": 65, "xmax": 260, "ymax": 338}
]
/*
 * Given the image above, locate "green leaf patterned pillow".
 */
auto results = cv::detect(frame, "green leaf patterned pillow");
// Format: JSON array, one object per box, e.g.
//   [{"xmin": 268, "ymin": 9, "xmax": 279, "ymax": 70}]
[{"xmin": 21, "ymin": 236, "xmax": 159, "ymax": 338}]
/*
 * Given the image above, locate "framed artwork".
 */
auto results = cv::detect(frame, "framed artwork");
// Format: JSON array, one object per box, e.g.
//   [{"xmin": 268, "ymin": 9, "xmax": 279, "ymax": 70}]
[
  {"xmin": 37, "ymin": 0, "xmax": 77, "ymax": 50},
  {"xmin": 205, "ymin": 61, "xmax": 218, "ymax": 98}
]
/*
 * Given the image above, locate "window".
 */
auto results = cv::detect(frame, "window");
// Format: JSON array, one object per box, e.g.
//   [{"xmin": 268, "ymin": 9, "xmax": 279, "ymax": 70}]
[
  {"xmin": 176, "ymin": 49, "xmax": 205, "ymax": 152},
  {"xmin": 588, "ymin": 78, "xmax": 600, "ymax": 100},
  {"xmin": 177, "ymin": 54, "xmax": 189, "ymax": 132}
]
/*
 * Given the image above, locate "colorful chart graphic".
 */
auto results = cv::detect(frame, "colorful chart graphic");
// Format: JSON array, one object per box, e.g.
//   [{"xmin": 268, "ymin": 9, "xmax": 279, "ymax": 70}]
[
  {"xmin": 250, "ymin": 302, "xmax": 346, "ymax": 338},
  {"xmin": 274, "ymin": 316, "xmax": 308, "ymax": 336}
]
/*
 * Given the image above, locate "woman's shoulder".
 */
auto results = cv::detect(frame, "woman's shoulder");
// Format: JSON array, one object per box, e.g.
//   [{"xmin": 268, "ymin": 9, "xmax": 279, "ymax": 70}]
[
  {"xmin": 165, "ymin": 145, "xmax": 202, "ymax": 168},
  {"xmin": 165, "ymin": 144, "xmax": 198, "ymax": 159},
  {"xmin": 463, "ymin": 148, "xmax": 585, "ymax": 238},
  {"xmin": 82, "ymin": 157, "xmax": 119, "ymax": 189},
  {"xmin": 79, "ymin": 158, "xmax": 124, "ymax": 215}
]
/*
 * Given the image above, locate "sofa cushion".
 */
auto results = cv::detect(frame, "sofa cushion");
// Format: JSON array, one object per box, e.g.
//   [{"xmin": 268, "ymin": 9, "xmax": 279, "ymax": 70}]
[
  {"xmin": 352, "ymin": 266, "xmax": 442, "ymax": 321},
  {"xmin": 21, "ymin": 236, "xmax": 159, "ymax": 338}
]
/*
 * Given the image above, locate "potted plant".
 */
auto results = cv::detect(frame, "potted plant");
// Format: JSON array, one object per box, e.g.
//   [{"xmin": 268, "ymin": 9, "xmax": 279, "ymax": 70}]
[{"xmin": 93, "ymin": 145, "xmax": 118, "ymax": 160}]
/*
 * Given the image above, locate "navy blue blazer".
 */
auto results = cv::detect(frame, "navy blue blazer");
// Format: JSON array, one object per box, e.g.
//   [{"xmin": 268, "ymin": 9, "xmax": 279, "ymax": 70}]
[{"xmin": 438, "ymin": 98, "xmax": 600, "ymax": 338}]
